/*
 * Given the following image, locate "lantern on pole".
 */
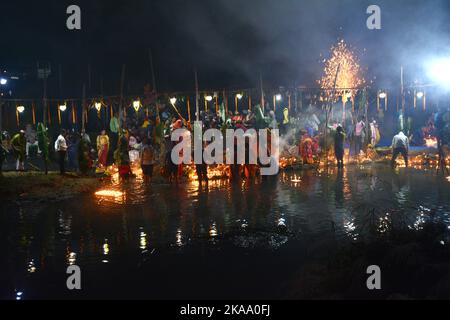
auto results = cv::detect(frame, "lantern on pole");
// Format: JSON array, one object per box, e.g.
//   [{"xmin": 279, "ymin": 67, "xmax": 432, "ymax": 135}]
[
  {"xmin": 235, "ymin": 93, "xmax": 243, "ymax": 113},
  {"xmin": 205, "ymin": 95, "xmax": 213, "ymax": 112},
  {"xmin": 16, "ymin": 105, "xmax": 25, "ymax": 127},
  {"xmin": 133, "ymin": 99, "xmax": 141, "ymax": 112},
  {"xmin": 58, "ymin": 102, "xmax": 67, "ymax": 125},
  {"xmin": 378, "ymin": 91, "xmax": 387, "ymax": 111}
]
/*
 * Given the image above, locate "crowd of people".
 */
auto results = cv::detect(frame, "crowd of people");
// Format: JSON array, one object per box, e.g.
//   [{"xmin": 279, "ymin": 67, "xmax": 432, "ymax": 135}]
[{"xmin": 1, "ymin": 101, "xmax": 448, "ymax": 180}]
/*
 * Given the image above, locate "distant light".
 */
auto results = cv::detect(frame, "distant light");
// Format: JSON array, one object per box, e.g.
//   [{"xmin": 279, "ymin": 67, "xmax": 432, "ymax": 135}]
[
  {"xmin": 16, "ymin": 291, "xmax": 23, "ymax": 300},
  {"xmin": 95, "ymin": 102, "xmax": 102, "ymax": 111},
  {"xmin": 133, "ymin": 100, "xmax": 141, "ymax": 112},
  {"xmin": 0, "ymin": 78, "xmax": 7, "ymax": 85},
  {"xmin": 275, "ymin": 94, "xmax": 282, "ymax": 101},
  {"xmin": 17, "ymin": 105, "xmax": 25, "ymax": 113},
  {"xmin": 59, "ymin": 104, "xmax": 67, "ymax": 112},
  {"xmin": 236, "ymin": 93, "xmax": 243, "ymax": 100},
  {"xmin": 378, "ymin": 92, "xmax": 387, "ymax": 99},
  {"xmin": 416, "ymin": 91, "xmax": 424, "ymax": 99},
  {"xmin": 426, "ymin": 58, "xmax": 450, "ymax": 89},
  {"xmin": 10, "ymin": 76, "xmax": 19, "ymax": 80},
  {"xmin": 205, "ymin": 95, "xmax": 213, "ymax": 102},
  {"xmin": 169, "ymin": 97, "xmax": 177, "ymax": 105}
]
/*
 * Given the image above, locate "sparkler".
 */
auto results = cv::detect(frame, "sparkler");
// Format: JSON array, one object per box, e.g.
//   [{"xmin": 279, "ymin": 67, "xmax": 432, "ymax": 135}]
[{"xmin": 319, "ymin": 39, "xmax": 366, "ymax": 102}]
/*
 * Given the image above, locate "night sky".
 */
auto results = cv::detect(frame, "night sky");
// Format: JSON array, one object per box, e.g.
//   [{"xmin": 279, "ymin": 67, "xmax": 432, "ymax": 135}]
[{"xmin": 1, "ymin": 0, "xmax": 450, "ymax": 98}]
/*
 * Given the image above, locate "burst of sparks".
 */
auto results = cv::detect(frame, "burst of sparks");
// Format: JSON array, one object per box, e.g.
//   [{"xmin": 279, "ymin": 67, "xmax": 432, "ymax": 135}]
[{"xmin": 318, "ymin": 39, "xmax": 366, "ymax": 101}]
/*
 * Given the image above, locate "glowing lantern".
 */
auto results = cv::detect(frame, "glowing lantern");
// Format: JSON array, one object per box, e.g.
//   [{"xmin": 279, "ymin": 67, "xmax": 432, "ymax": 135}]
[
  {"xmin": 16, "ymin": 105, "xmax": 25, "ymax": 113},
  {"xmin": 170, "ymin": 97, "xmax": 177, "ymax": 105},
  {"xmin": 59, "ymin": 104, "xmax": 67, "ymax": 112},
  {"xmin": 95, "ymin": 102, "xmax": 102, "ymax": 112},
  {"xmin": 275, "ymin": 94, "xmax": 282, "ymax": 101},
  {"xmin": 205, "ymin": 95, "xmax": 213, "ymax": 102},
  {"xmin": 133, "ymin": 100, "xmax": 141, "ymax": 112},
  {"xmin": 378, "ymin": 92, "xmax": 387, "ymax": 99},
  {"xmin": 236, "ymin": 93, "xmax": 243, "ymax": 100}
]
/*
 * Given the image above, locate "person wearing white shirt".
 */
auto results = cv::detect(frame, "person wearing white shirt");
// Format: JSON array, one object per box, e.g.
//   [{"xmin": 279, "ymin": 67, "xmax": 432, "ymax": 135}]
[
  {"xmin": 391, "ymin": 131, "xmax": 409, "ymax": 168},
  {"xmin": 55, "ymin": 129, "xmax": 68, "ymax": 174}
]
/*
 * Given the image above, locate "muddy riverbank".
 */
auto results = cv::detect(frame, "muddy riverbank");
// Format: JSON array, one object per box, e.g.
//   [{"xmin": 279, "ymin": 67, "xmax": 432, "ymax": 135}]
[{"xmin": 0, "ymin": 172, "xmax": 102, "ymax": 202}]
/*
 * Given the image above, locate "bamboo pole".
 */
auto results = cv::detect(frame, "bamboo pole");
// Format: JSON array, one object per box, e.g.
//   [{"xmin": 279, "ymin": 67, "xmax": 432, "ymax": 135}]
[
  {"xmin": 187, "ymin": 97, "xmax": 191, "ymax": 123},
  {"xmin": 119, "ymin": 64, "xmax": 126, "ymax": 127},
  {"xmin": 148, "ymin": 48, "xmax": 157, "ymax": 93},
  {"xmin": 57, "ymin": 101, "xmax": 62, "ymax": 125},
  {"xmin": 194, "ymin": 68, "xmax": 199, "ymax": 122},
  {"xmin": 82, "ymin": 84, "xmax": 86, "ymax": 131},
  {"xmin": 32, "ymin": 101, "xmax": 36, "ymax": 125},
  {"xmin": 324, "ymin": 64, "xmax": 340, "ymax": 168},
  {"xmin": 259, "ymin": 72, "xmax": 264, "ymax": 112}
]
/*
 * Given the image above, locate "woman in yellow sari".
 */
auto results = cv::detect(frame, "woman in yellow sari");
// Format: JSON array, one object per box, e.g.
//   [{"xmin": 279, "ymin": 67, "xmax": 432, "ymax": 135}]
[{"xmin": 97, "ymin": 130, "xmax": 110, "ymax": 168}]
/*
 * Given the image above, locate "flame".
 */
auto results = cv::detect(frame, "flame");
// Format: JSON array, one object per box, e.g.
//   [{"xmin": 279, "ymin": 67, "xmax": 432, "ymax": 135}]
[
  {"xmin": 95, "ymin": 189, "xmax": 126, "ymax": 204},
  {"xmin": 95, "ymin": 189, "xmax": 124, "ymax": 198},
  {"xmin": 319, "ymin": 39, "xmax": 366, "ymax": 101},
  {"xmin": 424, "ymin": 137, "xmax": 438, "ymax": 148}
]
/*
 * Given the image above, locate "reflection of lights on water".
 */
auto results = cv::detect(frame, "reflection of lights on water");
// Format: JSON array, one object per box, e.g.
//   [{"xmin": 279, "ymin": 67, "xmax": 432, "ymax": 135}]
[
  {"xmin": 67, "ymin": 252, "xmax": 77, "ymax": 265},
  {"xmin": 95, "ymin": 189, "xmax": 124, "ymax": 198},
  {"xmin": 377, "ymin": 213, "xmax": 390, "ymax": 234},
  {"xmin": 291, "ymin": 174, "xmax": 301, "ymax": 185},
  {"xmin": 103, "ymin": 239, "xmax": 110, "ymax": 255},
  {"xmin": 102, "ymin": 260, "xmax": 109, "ymax": 264},
  {"xmin": 95, "ymin": 188, "xmax": 126, "ymax": 204},
  {"xmin": 410, "ymin": 213, "xmax": 426, "ymax": 231},
  {"xmin": 343, "ymin": 216, "xmax": 358, "ymax": 240},
  {"xmin": 277, "ymin": 218, "xmax": 286, "ymax": 228},
  {"xmin": 176, "ymin": 229, "xmax": 184, "ymax": 247},
  {"xmin": 409, "ymin": 206, "xmax": 431, "ymax": 231},
  {"xmin": 27, "ymin": 260, "xmax": 36, "ymax": 273},
  {"xmin": 344, "ymin": 221, "xmax": 356, "ymax": 232},
  {"xmin": 140, "ymin": 231, "xmax": 147, "ymax": 251},
  {"xmin": 209, "ymin": 223, "xmax": 218, "ymax": 237}
]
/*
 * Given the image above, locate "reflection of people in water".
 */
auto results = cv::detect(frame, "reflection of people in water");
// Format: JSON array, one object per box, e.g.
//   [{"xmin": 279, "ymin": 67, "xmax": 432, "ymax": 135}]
[{"xmin": 334, "ymin": 169, "xmax": 344, "ymax": 208}]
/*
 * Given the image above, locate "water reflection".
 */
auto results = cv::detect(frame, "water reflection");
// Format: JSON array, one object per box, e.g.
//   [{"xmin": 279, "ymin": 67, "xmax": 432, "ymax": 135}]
[
  {"xmin": 67, "ymin": 252, "xmax": 77, "ymax": 266},
  {"xmin": 139, "ymin": 229, "xmax": 148, "ymax": 252},
  {"xmin": 2, "ymin": 165, "xmax": 450, "ymax": 298}
]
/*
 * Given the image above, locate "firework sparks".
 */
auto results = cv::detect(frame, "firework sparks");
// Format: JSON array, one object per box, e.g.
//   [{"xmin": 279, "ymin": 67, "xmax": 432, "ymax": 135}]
[{"xmin": 319, "ymin": 39, "xmax": 366, "ymax": 101}]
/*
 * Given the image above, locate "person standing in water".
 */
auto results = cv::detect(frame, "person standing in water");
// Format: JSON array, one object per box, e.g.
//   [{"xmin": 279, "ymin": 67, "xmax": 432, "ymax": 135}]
[
  {"xmin": 54, "ymin": 129, "xmax": 68, "ymax": 175},
  {"xmin": 140, "ymin": 137, "xmax": 155, "ymax": 184},
  {"xmin": 96, "ymin": 129, "xmax": 110, "ymax": 169},
  {"xmin": 11, "ymin": 130, "xmax": 26, "ymax": 171},
  {"xmin": 334, "ymin": 125, "xmax": 345, "ymax": 169},
  {"xmin": 391, "ymin": 131, "xmax": 409, "ymax": 168}
]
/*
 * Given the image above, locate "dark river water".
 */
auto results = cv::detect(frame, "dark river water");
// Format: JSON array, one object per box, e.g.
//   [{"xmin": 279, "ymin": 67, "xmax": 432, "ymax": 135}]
[{"xmin": 1, "ymin": 165, "xmax": 450, "ymax": 300}]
